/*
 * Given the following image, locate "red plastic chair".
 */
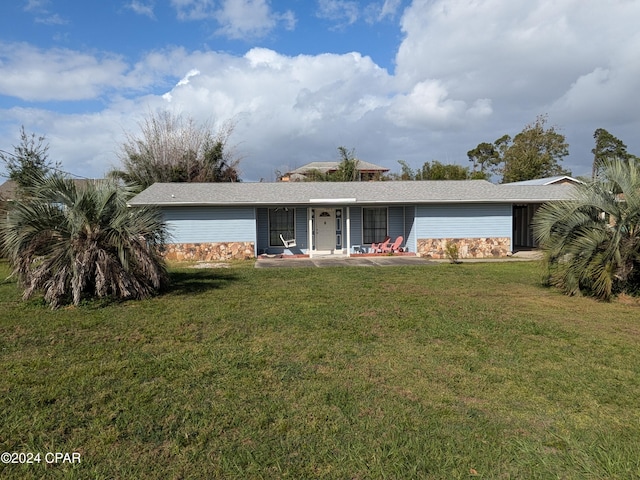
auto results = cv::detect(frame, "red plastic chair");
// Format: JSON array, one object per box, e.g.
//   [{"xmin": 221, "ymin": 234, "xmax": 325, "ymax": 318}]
[
  {"xmin": 379, "ymin": 236, "xmax": 404, "ymax": 253},
  {"xmin": 370, "ymin": 236, "xmax": 391, "ymax": 253}
]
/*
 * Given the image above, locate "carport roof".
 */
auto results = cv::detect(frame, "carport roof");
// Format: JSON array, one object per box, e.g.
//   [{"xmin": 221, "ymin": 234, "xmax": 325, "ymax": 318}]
[{"xmin": 128, "ymin": 180, "xmax": 576, "ymax": 207}]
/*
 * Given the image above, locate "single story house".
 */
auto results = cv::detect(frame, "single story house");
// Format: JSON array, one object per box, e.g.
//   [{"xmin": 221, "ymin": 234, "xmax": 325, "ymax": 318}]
[{"xmin": 128, "ymin": 180, "xmax": 575, "ymax": 261}]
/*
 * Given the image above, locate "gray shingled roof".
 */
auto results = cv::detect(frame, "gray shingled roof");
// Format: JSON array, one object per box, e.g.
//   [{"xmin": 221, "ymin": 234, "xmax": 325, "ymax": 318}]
[{"xmin": 128, "ymin": 180, "xmax": 576, "ymax": 207}]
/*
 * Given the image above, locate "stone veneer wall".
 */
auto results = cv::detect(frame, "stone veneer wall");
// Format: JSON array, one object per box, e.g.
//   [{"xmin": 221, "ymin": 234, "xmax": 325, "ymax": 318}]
[
  {"xmin": 417, "ymin": 237, "xmax": 510, "ymax": 259},
  {"xmin": 162, "ymin": 242, "xmax": 255, "ymax": 261}
]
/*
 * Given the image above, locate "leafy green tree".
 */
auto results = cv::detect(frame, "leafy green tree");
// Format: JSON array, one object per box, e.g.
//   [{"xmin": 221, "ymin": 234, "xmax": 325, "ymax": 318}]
[
  {"xmin": 501, "ymin": 115, "xmax": 570, "ymax": 183},
  {"xmin": 395, "ymin": 160, "xmax": 416, "ymax": 180},
  {"xmin": 0, "ymin": 174, "xmax": 169, "ymax": 308},
  {"xmin": 301, "ymin": 168, "xmax": 328, "ymax": 181},
  {"xmin": 469, "ymin": 116, "xmax": 570, "ymax": 183},
  {"xmin": 111, "ymin": 111, "xmax": 240, "ymax": 190},
  {"xmin": 532, "ymin": 158, "xmax": 640, "ymax": 301},
  {"xmin": 591, "ymin": 128, "xmax": 636, "ymax": 180},
  {"xmin": 466, "ymin": 137, "xmax": 507, "ymax": 177},
  {"xmin": 392, "ymin": 160, "xmax": 486, "ymax": 180},
  {"xmin": 333, "ymin": 146, "xmax": 360, "ymax": 181},
  {"xmin": 0, "ymin": 126, "xmax": 60, "ymax": 188},
  {"xmin": 419, "ymin": 160, "xmax": 477, "ymax": 180}
]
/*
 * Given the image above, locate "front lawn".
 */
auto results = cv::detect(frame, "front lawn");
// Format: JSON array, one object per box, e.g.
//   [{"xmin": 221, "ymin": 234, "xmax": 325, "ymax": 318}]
[{"xmin": 1, "ymin": 260, "xmax": 639, "ymax": 479}]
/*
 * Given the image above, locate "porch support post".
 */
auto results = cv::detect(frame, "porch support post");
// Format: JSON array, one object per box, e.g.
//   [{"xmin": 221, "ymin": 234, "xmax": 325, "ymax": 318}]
[
  {"xmin": 308, "ymin": 208, "xmax": 314, "ymax": 258},
  {"xmin": 346, "ymin": 206, "xmax": 351, "ymax": 257}
]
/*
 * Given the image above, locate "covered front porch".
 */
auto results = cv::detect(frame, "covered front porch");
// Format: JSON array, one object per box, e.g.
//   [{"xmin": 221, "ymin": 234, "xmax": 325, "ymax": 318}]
[{"xmin": 255, "ymin": 204, "xmax": 415, "ymax": 258}]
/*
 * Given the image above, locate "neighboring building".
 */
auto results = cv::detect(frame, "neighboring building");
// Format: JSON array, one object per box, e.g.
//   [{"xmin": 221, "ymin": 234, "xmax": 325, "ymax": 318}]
[
  {"xmin": 1, "ymin": 178, "xmax": 108, "ymax": 220},
  {"xmin": 0, "ymin": 179, "xmax": 18, "ymax": 201},
  {"xmin": 128, "ymin": 180, "xmax": 576, "ymax": 261},
  {"xmin": 0, "ymin": 179, "xmax": 105, "ymax": 201},
  {"xmin": 279, "ymin": 161, "xmax": 390, "ymax": 181},
  {"xmin": 504, "ymin": 175, "xmax": 583, "ymax": 186}
]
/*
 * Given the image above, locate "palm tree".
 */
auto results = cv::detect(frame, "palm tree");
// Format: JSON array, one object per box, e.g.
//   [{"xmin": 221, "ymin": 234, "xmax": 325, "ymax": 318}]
[
  {"xmin": 0, "ymin": 174, "xmax": 169, "ymax": 308},
  {"xmin": 532, "ymin": 158, "xmax": 640, "ymax": 300}
]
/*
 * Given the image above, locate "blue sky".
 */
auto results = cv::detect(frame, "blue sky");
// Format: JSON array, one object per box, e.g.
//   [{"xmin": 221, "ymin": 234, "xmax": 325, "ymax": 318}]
[
  {"xmin": 1, "ymin": 0, "xmax": 639, "ymax": 181},
  {"xmin": 1, "ymin": 1, "xmax": 405, "ymax": 72}
]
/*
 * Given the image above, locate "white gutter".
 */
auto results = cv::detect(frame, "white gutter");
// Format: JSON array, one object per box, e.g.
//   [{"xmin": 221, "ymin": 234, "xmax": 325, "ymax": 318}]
[{"xmin": 309, "ymin": 198, "xmax": 357, "ymax": 204}]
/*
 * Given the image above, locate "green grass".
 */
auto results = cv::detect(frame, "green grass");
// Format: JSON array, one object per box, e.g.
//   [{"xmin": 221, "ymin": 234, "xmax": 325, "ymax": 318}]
[{"xmin": 1, "ymin": 259, "xmax": 640, "ymax": 479}]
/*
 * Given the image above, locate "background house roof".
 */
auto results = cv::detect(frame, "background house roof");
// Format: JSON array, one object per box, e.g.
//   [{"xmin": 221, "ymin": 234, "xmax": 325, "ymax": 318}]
[
  {"xmin": 128, "ymin": 180, "xmax": 576, "ymax": 207},
  {"xmin": 0, "ymin": 179, "xmax": 105, "ymax": 201},
  {"xmin": 504, "ymin": 175, "xmax": 583, "ymax": 186},
  {"xmin": 286, "ymin": 161, "xmax": 390, "ymax": 175},
  {"xmin": 0, "ymin": 180, "xmax": 17, "ymax": 200}
]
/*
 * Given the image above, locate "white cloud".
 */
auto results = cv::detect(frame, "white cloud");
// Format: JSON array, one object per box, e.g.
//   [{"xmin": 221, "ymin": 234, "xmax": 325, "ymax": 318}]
[
  {"xmin": 0, "ymin": 106, "xmax": 136, "ymax": 179},
  {"xmin": 23, "ymin": 0, "xmax": 69, "ymax": 25},
  {"xmin": 0, "ymin": 43, "xmax": 136, "ymax": 101},
  {"xmin": 379, "ymin": 0, "xmax": 402, "ymax": 18},
  {"xmin": 126, "ymin": 1, "xmax": 156, "ymax": 19},
  {"xmin": 169, "ymin": 0, "xmax": 293, "ymax": 39},
  {"xmin": 387, "ymin": 80, "xmax": 489, "ymax": 129},
  {"xmin": 177, "ymin": 68, "xmax": 201, "ymax": 86},
  {"xmin": 162, "ymin": 48, "xmax": 392, "ymax": 131},
  {"xmin": 316, "ymin": 0, "xmax": 360, "ymax": 26},
  {"xmin": 214, "ymin": 0, "xmax": 295, "ymax": 39},
  {"xmin": 549, "ymin": 30, "xmax": 640, "ymax": 126},
  {"xmin": 396, "ymin": 0, "xmax": 640, "ymax": 103},
  {"xmin": 34, "ymin": 13, "xmax": 68, "ymax": 25},
  {"xmin": 23, "ymin": 0, "xmax": 50, "ymax": 13},
  {"xmin": 163, "ymin": 68, "xmax": 201, "ymax": 101},
  {"xmin": 364, "ymin": 0, "xmax": 403, "ymax": 23},
  {"xmin": 170, "ymin": 0, "xmax": 214, "ymax": 21},
  {"xmin": 322, "ymin": 0, "xmax": 404, "ymax": 26}
]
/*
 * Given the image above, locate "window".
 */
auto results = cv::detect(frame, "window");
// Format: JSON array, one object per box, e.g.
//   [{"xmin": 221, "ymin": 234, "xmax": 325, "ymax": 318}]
[
  {"xmin": 363, "ymin": 207, "xmax": 387, "ymax": 244},
  {"xmin": 269, "ymin": 208, "xmax": 295, "ymax": 247}
]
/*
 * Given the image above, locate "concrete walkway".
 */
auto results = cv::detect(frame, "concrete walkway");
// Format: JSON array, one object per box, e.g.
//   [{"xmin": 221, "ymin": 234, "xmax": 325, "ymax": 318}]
[
  {"xmin": 255, "ymin": 250, "xmax": 542, "ymax": 268},
  {"xmin": 255, "ymin": 255, "xmax": 436, "ymax": 268}
]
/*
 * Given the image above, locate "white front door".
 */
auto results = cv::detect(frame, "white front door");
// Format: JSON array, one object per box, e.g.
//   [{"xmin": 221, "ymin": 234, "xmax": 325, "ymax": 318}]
[{"xmin": 315, "ymin": 209, "xmax": 335, "ymax": 253}]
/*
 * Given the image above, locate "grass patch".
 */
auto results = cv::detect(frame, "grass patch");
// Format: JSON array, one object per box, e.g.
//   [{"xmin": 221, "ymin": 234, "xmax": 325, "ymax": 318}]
[{"xmin": 1, "ymin": 259, "xmax": 640, "ymax": 478}]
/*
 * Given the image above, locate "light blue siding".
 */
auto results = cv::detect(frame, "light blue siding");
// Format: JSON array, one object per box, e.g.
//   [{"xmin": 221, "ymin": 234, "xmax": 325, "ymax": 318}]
[
  {"xmin": 162, "ymin": 206, "xmax": 256, "ymax": 243},
  {"xmin": 350, "ymin": 206, "xmax": 411, "ymax": 251},
  {"xmin": 256, "ymin": 208, "xmax": 269, "ymax": 252},
  {"xmin": 256, "ymin": 207, "xmax": 308, "ymax": 254},
  {"xmin": 389, "ymin": 206, "xmax": 405, "ymax": 241},
  {"xmin": 295, "ymin": 209, "xmax": 308, "ymax": 252},
  {"xmin": 404, "ymin": 206, "xmax": 416, "ymax": 253},
  {"xmin": 349, "ymin": 207, "xmax": 363, "ymax": 245},
  {"xmin": 415, "ymin": 203, "xmax": 512, "ymax": 238}
]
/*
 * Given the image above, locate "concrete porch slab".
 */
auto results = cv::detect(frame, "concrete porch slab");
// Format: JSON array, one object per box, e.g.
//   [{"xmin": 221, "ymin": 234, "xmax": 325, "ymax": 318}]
[{"xmin": 255, "ymin": 256, "xmax": 437, "ymax": 268}]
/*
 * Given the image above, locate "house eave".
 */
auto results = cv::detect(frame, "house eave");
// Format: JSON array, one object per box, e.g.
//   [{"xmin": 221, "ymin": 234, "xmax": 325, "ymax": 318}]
[
  {"xmin": 126, "ymin": 180, "xmax": 577, "ymax": 208},
  {"xmin": 128, "ymin": 197, "xmax": 567, "ymax": 208}
]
